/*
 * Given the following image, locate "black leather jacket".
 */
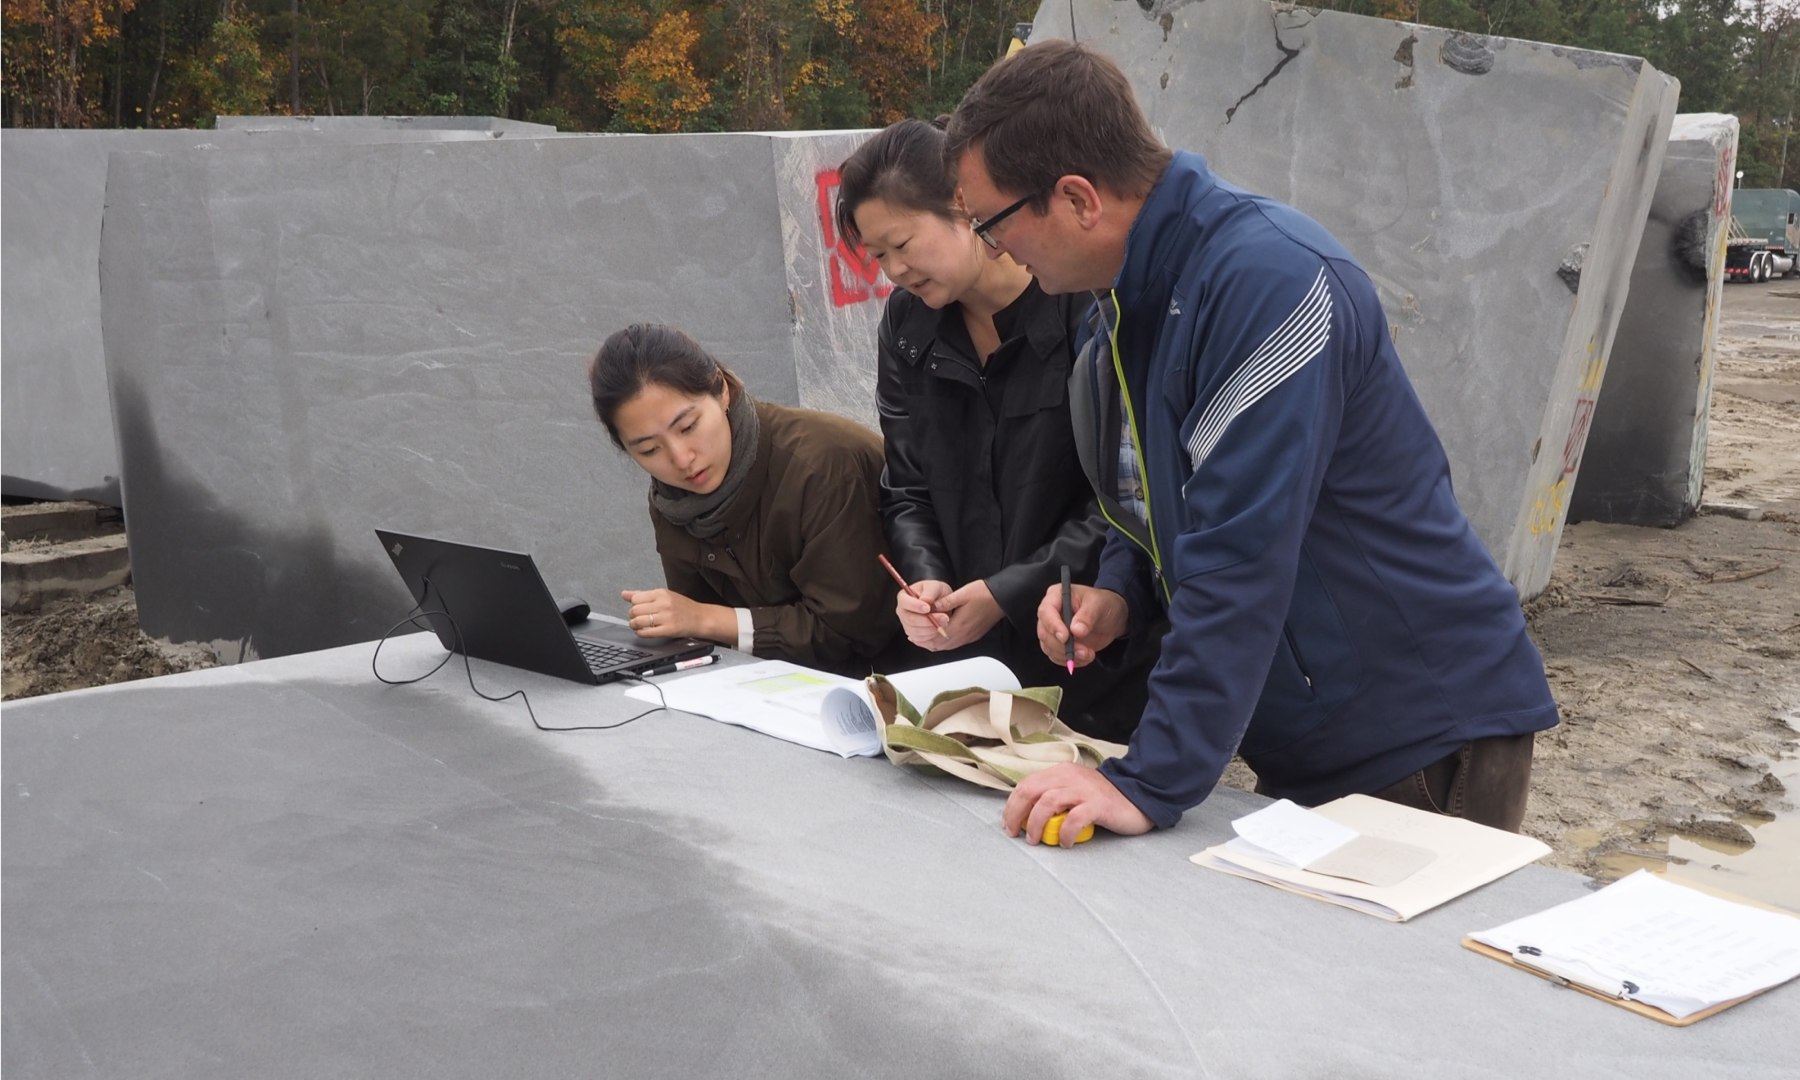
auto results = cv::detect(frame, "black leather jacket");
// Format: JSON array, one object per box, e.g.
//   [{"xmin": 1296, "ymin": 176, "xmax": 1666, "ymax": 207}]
[{"xmin": 875, "ymin": 281, "xmax": 1159, "ymax": 741}]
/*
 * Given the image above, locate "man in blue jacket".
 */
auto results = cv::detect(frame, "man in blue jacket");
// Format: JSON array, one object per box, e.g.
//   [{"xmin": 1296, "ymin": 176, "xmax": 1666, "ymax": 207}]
[{"xmin": 944, "ymin": 41, "xmax": 1559, "ymax": 845}]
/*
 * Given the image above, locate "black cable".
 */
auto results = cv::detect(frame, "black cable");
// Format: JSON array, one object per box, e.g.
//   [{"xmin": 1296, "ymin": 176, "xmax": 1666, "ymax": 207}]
[{"xmin": 371, "ymin": 579, "xmax": 669, "ymax": 733}]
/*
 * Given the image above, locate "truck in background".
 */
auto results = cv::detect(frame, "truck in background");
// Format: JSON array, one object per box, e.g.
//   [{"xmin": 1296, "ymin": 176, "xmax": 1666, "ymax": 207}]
[{"xmin": 1725, "ymin": 187, "xmax": 1800, "ymax": 282}]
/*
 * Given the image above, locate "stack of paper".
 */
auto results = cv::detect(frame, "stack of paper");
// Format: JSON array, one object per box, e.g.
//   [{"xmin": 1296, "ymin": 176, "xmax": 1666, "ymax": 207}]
[
  {"xmin": 1191, "ymin": 795, "xmax": 1551, "ymax": 921},
  {"xmin": 623, "ymin": 656, "xmax": 1016, "ymax": 759},
  {"xmin": 1467, "ymin": 870, "xmax": 1800, "ymax": 1022}
]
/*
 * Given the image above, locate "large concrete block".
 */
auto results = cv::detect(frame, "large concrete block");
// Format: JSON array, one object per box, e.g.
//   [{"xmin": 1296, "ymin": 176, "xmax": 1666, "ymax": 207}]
[
  {"xmin": 1032, "ymin": 0, "xmax": 1678, "ymax": 597},
  {"xmin": 1, "ymin": 126, "xmax": 566, "ymax": 506},
  {"xmin": 1570, "ymin": 114, "xmax": 1738, "ymax": 527},
  {"xmin": 215, "ymin": 114, "xmax": 556, "ymax": 134},
  {"xmin": 100, "ymin": 132, "xmax": 886, "ymax": 659},
  {"xmin": 773, "ymin": 132, "xmax": 893, "ymax": 418}
]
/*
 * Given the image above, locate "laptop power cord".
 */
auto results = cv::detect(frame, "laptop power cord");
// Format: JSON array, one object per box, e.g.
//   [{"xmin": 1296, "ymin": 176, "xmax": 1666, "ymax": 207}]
[{"xmin": 371, "ymin": 580, "xmax": 669, "ymax": 733}]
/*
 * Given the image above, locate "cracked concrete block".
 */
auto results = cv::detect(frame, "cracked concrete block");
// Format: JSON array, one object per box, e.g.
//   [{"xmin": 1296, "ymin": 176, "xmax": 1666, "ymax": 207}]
[
  {"xmin": 1033, "ymin": 0, "xmax": 1678, "ymax": 597},
  {"xmin": 2, "ymin": 126, "xmax": 566, "ymax": 506},
  {"xmin": 1569, "ymin": 114, "xmax": 1738, "ymax": 527},
  {"xmin": 99, "ymin": 132, "xmax": 884, "ymax": 658}
]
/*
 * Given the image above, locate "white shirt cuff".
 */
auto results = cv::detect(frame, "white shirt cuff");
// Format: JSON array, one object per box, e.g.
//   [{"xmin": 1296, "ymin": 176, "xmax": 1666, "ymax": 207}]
[{"xmin": 735, "ymin": 608, "xmax": 755, "ymax": 653}]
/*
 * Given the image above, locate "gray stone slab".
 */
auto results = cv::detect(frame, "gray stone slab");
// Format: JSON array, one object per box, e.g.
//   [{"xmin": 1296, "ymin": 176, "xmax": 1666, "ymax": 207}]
[
  {"xmin": 2, "ymin": 635, "xmax": 1789, "ymax": 1079},
  {"xmin": 1033, "ymin": 0, "xmax": 1678, "ymax": 597},
  {"xmin": 215, "ymin": 114, "xmax": 556, "ymax": 133},
  {"xmin": 774, "ymin": 132, "xmax": 895, "ymax": 418},
  {"xmin": 99, "ymin": 132, "xmax": 881, "ymax": 660},
  {"xmin": 1, "ymin": 127, "xmax": 568, "ymax": 506},
  {"xmin": 1570, "ymin": 114, "xmax": 1738, "ymax": 527}
]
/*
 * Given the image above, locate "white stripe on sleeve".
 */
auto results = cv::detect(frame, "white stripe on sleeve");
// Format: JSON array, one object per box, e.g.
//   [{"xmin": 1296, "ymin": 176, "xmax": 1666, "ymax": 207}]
[{"xmin": 1185, "ymin": 267, "xmax": 1333, "ymax": 472}]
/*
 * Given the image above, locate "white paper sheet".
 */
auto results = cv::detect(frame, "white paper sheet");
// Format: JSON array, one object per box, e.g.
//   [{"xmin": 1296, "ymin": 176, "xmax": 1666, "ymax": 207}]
[
  {"xmin": 624, "ymin": 660, "xmax": 875, "ymax": 757},
  {"xmin": 1229, "ymin": 799, "xmax": 1359, "ymax": 867},
  {"xmin": 1469, "ymin": 870, "xmax": 1800, "ymax": 1018},
  {"xmin": 1223, "ymin": 799, "xmax": 1436, "ymax": 887}
]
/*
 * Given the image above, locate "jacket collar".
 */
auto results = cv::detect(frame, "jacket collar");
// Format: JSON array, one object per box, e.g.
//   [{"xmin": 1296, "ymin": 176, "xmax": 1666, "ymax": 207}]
[
  {"xmin": 1114, "ymin": 151, "xmax": 1218, "ymax": 310},
  {"xmin": 891, "ymin": 279, "xmax": 1066, "ymax": 366}
]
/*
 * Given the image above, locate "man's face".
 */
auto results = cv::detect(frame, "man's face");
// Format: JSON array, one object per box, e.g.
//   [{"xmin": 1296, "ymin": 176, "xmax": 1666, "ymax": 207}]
[{"xmin": 954, "ymin": 150, "xmax": 1100, "ymax": 295}]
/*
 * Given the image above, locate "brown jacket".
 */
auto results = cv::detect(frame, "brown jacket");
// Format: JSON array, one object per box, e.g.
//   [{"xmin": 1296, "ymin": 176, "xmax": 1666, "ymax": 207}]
[{"xmin": 650, "ymin": 401, "xmax": 902, "ymax": 678}]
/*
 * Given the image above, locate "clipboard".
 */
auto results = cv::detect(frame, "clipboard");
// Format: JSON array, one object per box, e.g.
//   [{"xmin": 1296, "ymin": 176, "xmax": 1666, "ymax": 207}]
[
  {"xmin": 1461, "ymin": 874, "xmax": 1800, "ymax": 1022},
  {"xmin": 1459, "ymin": 938, "xmax": 1768, "ymax": 1026}
]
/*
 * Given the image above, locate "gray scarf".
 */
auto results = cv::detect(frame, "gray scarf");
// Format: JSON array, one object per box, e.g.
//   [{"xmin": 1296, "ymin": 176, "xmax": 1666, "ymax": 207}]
[{"xmin": 648, "ymin": 388, "xmax": 761, "ymax": 540}]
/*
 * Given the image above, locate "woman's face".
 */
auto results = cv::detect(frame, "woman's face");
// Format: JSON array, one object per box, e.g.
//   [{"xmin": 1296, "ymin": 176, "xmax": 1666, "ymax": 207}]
[
  {"xmin": 613, "ymin": 381, "xmax": 733, "ymax": 495},
  {"xmin": 851, "ymin": 197, "xmax": 982, "ymax": 309}
]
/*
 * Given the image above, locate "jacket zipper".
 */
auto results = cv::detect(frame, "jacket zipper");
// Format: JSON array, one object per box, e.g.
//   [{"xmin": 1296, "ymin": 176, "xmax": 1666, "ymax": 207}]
[{"xmin": 1099, "ymin": 290, "xmax": 1173, "ymax": 606}]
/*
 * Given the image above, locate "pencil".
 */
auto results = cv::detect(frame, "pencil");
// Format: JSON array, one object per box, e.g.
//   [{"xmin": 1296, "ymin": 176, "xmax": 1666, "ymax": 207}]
[
  {"xmin": 1061, "ymin": 564, "xmax": 1076, "ymax": 674},
  {"xmin": 877, "ymin": 554, "xmax": 949, "ymax": 639}
]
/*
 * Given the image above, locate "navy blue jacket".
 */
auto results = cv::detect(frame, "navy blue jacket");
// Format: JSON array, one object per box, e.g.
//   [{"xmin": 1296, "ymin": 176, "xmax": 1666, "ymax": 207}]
[{"xmin": 1073, "ymin": 152, "xmax": 1558, "ymax": 828}]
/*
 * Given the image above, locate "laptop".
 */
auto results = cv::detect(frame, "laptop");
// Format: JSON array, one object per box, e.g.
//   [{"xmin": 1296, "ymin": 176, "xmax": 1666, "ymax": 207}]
[{"xmin": 376, "ymin": 529, "xmax": 714, "ymax": 684}]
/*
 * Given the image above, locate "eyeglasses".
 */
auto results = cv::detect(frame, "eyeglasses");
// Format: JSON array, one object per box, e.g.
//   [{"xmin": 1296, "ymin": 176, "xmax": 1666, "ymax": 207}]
[{"xmin": 969, "ymin": 191, "xmax": 1039, "ymax": 250}]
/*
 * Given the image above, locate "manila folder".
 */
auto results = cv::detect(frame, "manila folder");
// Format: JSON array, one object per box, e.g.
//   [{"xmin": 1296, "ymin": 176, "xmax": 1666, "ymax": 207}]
[{"xmin": 1191, "ymin": 794, "xmax": 1551, "ymax": 922}]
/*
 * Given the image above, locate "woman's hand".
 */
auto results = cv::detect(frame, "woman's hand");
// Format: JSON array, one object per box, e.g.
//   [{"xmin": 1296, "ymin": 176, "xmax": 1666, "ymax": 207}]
[
  {"xmin": 930, "ymin": 579, "xmax": 1004, "ymax": 650},
  {"xmin": 621, "ymin": 588, "xmax": 733, "ymax": 644},
  {"xmin": 896, "ymin": 579, "xmax": 954, "ymax": 649},
  {"xmin": 900, "ymin": 579, "xmax": 1003, "ymax": 651}
]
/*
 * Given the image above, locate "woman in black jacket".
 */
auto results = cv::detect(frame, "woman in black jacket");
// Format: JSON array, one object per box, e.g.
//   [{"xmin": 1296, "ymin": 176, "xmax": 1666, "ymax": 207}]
[{"xmin": 834, "ymin": 119, "xmax": 1157, "ymax": 741}]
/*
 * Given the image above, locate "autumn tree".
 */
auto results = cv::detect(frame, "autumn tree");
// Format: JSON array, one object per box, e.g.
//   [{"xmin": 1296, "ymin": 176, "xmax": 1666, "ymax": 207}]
[
  {"xmin": 608, "ymin": 6, "xmax": 709, "ymax": 132},
  {"xmin": 2, "ymin": 0, "xmax": 140, "ymax": 126},
  {"xmin": 550, "ymin": 0, "xmax": 651, "ymax": 129},
  {"xmin": 783, "ymin": 0, "xmax": 864, "ymax": 128},
  {"xmin": 719, "ymin": 0, "xmax": 796, "ymax": 129},
  {"xmin": 11, "ymin": 0, "xmax": 1783, "ymax": 193},
  {"xmin": 849, "ymin": 0, "xmax": 941, "ymax": 124}
]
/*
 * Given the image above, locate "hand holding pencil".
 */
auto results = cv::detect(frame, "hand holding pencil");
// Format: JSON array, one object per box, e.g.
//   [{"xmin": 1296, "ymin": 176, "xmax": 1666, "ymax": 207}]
[
  {"xmin": 1060, "ymin": 565, "xmax": 1076, "ymax": 675},
  {"xmin": 1038, "ymin": 577, "xmax": 1130, "ymax": 672},
  {"xmin": 878, "ymin": 554, "xmax": 951, "ymax": 642}
]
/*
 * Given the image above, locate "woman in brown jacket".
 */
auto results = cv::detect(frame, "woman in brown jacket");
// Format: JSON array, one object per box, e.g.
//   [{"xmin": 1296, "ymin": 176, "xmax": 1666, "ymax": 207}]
[{"xmin": 588, "ymin": 323, "xmax": 902, "ymax": 678}]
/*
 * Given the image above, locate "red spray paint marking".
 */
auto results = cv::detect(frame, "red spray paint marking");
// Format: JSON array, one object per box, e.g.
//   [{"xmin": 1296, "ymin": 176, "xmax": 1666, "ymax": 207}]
[{"xmin": 816, "ymin": 168, "xmax": 893, "ymax": 308}]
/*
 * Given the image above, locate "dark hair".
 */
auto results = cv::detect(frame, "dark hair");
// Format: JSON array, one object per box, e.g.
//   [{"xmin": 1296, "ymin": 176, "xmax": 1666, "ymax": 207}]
[
  {"xmin": 588, "ymin": 323, "xmax": 745, "ymax": 449},
  {"xmin": 834, "ymin": 117, "xmax": 959, "ymax": 246},
  {"xmin": 944, "ymin": 41, "xmax": 1170, "ymax": 211}
]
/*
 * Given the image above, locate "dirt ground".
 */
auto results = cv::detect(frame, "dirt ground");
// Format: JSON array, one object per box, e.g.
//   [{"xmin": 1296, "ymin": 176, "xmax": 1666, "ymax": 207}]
[
  {"xmin": 3, "ymin": 279, "xmax": 1797, "ymax": 897},
  {"xmin": 1, "ymin": 585, "xmax": 216, "ymax": 699},
  {"xmin": 1516, "ymin": 276, "xmax": 1800, "ymax": 895}
]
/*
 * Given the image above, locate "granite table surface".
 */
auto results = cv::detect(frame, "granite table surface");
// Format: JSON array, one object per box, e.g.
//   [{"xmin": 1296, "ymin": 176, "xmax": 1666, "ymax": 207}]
[{"xmin": 3, "ymin": 633, "xmax": 1790, "ymax": 1079}]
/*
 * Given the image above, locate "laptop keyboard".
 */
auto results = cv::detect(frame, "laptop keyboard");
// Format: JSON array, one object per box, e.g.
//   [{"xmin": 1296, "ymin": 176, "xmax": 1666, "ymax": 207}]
[{"xmin": 575, "ymin": 638, "xmax": 655, "ymax": 674}]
